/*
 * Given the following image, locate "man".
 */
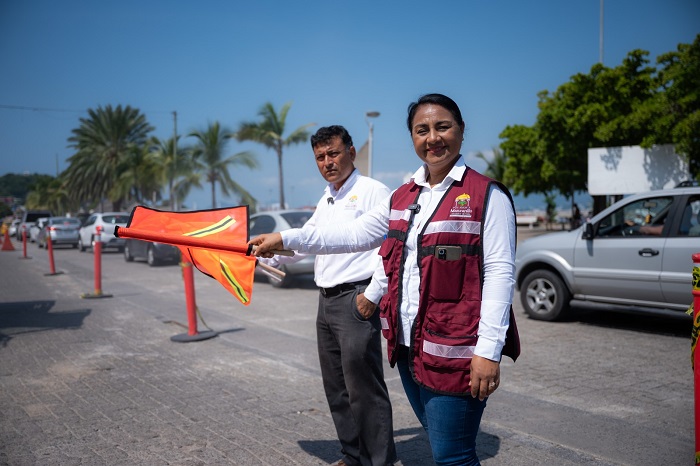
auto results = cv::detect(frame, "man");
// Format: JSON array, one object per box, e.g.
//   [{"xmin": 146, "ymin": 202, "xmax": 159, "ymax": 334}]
[{"xmin": 262, "ymin": 126, "xmax": 396, "ymax": 466}]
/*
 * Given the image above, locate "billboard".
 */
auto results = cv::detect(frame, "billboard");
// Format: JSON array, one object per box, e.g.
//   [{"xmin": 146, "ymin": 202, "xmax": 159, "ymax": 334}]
[{"xmin": 587, "ymin": 144, "xmax": 690, "ymax": 195}]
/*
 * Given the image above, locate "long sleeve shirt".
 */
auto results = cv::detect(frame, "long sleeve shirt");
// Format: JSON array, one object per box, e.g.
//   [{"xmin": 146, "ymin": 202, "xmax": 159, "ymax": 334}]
[{"xmin": 282, "ymin": 157, "xmax": 516, "ymax": 361}]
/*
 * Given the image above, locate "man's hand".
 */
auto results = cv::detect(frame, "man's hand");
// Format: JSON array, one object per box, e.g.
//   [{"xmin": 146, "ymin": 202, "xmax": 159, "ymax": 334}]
[
  {"xmin": 248, "ymin": 233, "xmax": 283, "ymax": 258},
  {"xmin": 356, "ymin": 293, "xmax": 377, "ymax": 319},
  {"xmin": 469, "ymin": 355, "xmax": 500, "ymax": 401}
]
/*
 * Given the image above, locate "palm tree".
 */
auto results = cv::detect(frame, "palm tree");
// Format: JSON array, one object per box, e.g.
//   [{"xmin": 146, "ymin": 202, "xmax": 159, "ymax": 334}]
[
  {"xmin": 236, "ymin": 102, "xmax": 314, "ymax": 209},
  {"xmin": 188, "ymin": 122, "xmax": 258, "ymax": 208},
  {"xmin": 475, "ymin": 146, "xmax": 508, "ymax": 183},
  {"xmin": 64, "ymin": 105, "xmax": 153, "ymax": 210},
  {"xmin": 148, "ymin": 136, "xmax": 199, "ymax": 210}
]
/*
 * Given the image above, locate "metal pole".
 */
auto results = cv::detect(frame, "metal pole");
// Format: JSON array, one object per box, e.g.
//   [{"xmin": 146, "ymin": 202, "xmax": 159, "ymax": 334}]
[
  {"xmin": 599, "ymin": 0, "xmax": 604, "ymax": 64},
  {"xmin": 172, "ymin": 110, "xmax": 178, "ymax": 211},
  {"xmin": 368, "ymin": 121, "xmax": 374, "ymax": 178}
]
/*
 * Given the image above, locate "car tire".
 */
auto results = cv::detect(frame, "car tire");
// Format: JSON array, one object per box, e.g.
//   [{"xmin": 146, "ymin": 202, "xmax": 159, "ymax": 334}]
[
  {"xmin": 520, "ymin": 269, "xmax": 571, "ymax": 321},
  {"xmin": 268, "ymin": 265, "xmax": 291, "ymax": 288},
  {"xmin": 147, "ymin": 245, "xmax": 159, "ymax": 267},
  {"xmin": 78, "ymin": 237, "xmax": 86, "ymax": 252},
  {"xmin": 124, "ymin": 244, "xmax": 134, "ymax": 262}
]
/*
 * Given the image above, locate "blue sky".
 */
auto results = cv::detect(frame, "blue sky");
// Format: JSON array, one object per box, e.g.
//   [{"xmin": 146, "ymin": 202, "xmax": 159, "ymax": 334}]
[{"xmin": 1, "ymin": 0, "xmax": 698, "ymax": 212}]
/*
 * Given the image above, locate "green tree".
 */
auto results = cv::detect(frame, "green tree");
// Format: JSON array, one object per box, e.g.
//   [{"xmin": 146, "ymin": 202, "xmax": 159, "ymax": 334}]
[
  {"xmin": 188, "ymin": 122, "xmax": 258, "ymax": 209},
  {"xmin": 236, "ymin": 102, "xmax": 314, "ymax": 208},
  {"xmin": 64, "ymin": 105, "xmax": 153, "ymax": 210},
  {"xmin": 500, "ymin": 49, "xmax": 657, "ymax": 209},
  {"xmin": 474, "ymin": 146, "xmax": 508, "ymax": 183},
  {"xmin": 25, "ymin": 175, "xmax": 78, "ymax": 215},
  {"xmin": 630, "ymin": 34, "xmax": 700, "ymax": 177}
]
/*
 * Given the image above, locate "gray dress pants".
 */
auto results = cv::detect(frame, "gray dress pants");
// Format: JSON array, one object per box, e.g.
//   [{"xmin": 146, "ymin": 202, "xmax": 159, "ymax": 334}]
[{"xmin": 317, "ymin": 284, "xmax": 397, "ymax": 466}]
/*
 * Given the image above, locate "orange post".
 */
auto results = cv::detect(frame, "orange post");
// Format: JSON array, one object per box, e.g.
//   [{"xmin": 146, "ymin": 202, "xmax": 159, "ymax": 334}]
[
  {"xmin": 20, "ymin": 226, "xmax": 30, "ymax": 259},
  {"xmin": 693, "ymin": 253, "xmax": 700, "ymax": 465},
  {"xmin": 44, "ymin": 232, "xmax": 63, "ymax": 276},
  {"xmin": 81, "ymin": 226, "xmax": 112, "ymax": 299},
  {"xmin": 170, "ymin": 257, "xmax": 216, "ymax": 342}
]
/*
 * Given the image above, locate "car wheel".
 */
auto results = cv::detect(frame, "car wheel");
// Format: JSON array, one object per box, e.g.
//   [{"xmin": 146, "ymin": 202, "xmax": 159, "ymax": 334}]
[
  {"xmin": 147, "ymin": 245, "xmax": 159, "ymax": 267},
  {"xmin": 269, "ymin": 265, "xmax": 291, "ymax": 288},
  {"xmin": 72, "ymin": 243, "xmax": 78, "ymax": 249},
  {"xmin": 520, "ymin": 269, "xmax": 571, "ymax": 321},
  {"xmin": 124, "ymin": 244, "xmax": 134, "ymax": 262},
  {"xmin": 78, "ymin": 237, "xmax": 86, "ymax": 252}
]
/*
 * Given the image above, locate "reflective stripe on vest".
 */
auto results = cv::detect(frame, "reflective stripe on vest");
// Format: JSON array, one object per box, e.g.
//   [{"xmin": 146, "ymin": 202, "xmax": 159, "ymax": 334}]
[
  {"xmin": 380, "ymin": 316, "xmax": 389, "ymax": 330},
  {"xmin": 423, "ymin": 220, "xmax": 481, "ymax": 236},
  {"xmin": 423, "ymin": 340, "xmax": 475, "ymax": 359},
  {"xmin": 389, "ymin": 208, "xmax": 412, "ymax": 222}
]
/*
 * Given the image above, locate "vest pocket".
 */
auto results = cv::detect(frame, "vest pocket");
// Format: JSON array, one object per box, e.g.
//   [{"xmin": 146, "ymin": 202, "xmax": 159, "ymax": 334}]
[
  {"xmin": 428, "ymin": 256, "xmax": 466, "ymax": 301},
  {"xmin": 421, "ymin": 315, "xmax": 478, "ymax": 369}
]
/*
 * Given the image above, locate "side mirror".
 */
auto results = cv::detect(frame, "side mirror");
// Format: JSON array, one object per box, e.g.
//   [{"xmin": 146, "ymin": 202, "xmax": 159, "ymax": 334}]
[{"xmin": 582, "ymin": 222, "xmax": 594, "ymax": 240}]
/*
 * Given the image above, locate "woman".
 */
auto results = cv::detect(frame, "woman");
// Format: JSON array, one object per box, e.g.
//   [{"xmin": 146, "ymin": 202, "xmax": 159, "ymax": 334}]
[{"xmin": 250, "ymin": 93, "xmax": 520, "ymax": 466}]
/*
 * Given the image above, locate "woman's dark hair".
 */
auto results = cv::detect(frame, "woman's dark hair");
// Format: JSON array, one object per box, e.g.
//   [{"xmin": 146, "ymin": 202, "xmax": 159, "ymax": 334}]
[
  {"xmin": 310, "ymin": 125, "xmax": 353, "ymax": 149},
  {"xmin": 406, "ymin": 93, "xmax": 464, "ymax": 132}
]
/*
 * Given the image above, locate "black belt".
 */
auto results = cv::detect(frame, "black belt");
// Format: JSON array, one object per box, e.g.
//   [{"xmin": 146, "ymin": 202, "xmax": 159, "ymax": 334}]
[{"xmin": 319, "ymin": 278, "xmax": 372, "ymax": 297}]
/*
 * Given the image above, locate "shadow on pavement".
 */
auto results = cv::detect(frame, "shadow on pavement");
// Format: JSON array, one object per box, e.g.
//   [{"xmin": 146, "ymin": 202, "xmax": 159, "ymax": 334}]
[
  {"xmin": 0, "ymin": 300, "xmax": 91, "ymax": 347},
  {"xmin": 565, "ymin": 306, "xmax": 692, "ymax": 338}
]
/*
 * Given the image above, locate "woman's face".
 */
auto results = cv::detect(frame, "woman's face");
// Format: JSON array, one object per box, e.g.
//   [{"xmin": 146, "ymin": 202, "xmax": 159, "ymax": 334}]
[{"xmin": 410, "ymin": 103, "xmax": 464, "ymax": 173}]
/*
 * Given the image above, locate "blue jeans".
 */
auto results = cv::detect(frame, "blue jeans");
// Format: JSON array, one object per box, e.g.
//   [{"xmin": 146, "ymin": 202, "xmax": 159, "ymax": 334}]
[{"xmin": 397, "ymin": 346, "xmax": 486, "ymax": 466}]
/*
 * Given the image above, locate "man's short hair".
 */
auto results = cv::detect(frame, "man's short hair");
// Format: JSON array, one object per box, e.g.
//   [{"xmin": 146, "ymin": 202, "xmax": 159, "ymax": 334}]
[{"xmin": 310, "ymin": 125, "xmax": 353, "ymax": 149}]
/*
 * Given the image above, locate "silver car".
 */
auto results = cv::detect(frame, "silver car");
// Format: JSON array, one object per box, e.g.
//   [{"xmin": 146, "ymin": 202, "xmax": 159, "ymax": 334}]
[
  {"xmin": 37, "ymin": 217, "xmax": 81, "ymax": 249},
  {"xmin": 250, "ymin": 209, "xmax": 316, "ymax": 288},
  {"xmin": 515, "ymin": 185, "xmax": 700, "ymax": 321}
]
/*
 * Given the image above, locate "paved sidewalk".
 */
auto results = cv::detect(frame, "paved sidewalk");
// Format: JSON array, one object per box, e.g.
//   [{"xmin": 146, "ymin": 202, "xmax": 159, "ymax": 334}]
[{"xmin": 0, "ymin": 235, "xmax": 685, "ymax": 465}]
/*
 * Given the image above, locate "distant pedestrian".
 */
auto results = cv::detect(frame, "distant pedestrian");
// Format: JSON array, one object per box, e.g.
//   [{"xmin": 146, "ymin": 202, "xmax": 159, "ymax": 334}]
[{"xmin": 572, "ymin": 203, "xmax": 582, "ymax": 229}]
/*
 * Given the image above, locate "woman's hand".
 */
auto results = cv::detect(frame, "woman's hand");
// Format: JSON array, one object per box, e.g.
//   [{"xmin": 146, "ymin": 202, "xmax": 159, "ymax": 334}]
[
  {"xmin": 356, "ymin": 293, "xmax": 377, "ymax": 319},
  {"xmin": 469, "ymin": 355, "xmax": 500, "ymax": 401},
  {"xmin": 248, "ymin": 233, "xmax": 283, "ymax": 258}
]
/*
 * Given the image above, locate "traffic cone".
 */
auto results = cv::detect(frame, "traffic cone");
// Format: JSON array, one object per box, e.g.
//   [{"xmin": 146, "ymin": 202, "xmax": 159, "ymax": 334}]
[{"xmin": 1, "ymin": 229, "xmax": 15, "ymax": 251}]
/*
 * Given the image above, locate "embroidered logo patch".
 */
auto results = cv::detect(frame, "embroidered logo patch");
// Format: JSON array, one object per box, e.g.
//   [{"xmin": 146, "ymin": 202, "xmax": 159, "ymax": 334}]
[
  {"xmin": 450, "ymin": 193, "xmax": 472, "ymax": 218},
  {"xmin": 345, "ymin": 195, "xmax": 359, "ymax": 209}
]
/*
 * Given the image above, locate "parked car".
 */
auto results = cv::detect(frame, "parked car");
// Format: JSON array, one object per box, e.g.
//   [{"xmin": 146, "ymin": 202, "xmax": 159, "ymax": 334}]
[
  {"xmin": 29, "ymin": 217, "xmax": 50, "ymax": 243},
  {"xmin": 250, "ymin": 210, "xmax": 316, "ymax": 288},
  {"xmin": 17, "ymin": 209, "xmax": 52, "ymax": 240},
  {"xmin": 37, "ymin": 217, "xmax": 81, "ymax": 249},
  {"xmin": 78, "ymin": 212, "xmax": 130, "ymax": 252},
  {"xmin": 515, "ymin": 185, "xmax": 700, "ymax": 321},
  {"xmin": 8, "ymin": 219, "xmax": 21, "ymax": 238},
  {"xmin": 124, "ymin": 239, "xmax": 180, "ymax": 266}
]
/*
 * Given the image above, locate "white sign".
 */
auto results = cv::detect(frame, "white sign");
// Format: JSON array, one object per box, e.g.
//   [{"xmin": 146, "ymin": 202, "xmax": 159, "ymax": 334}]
[{"xmin": 587, "ymin": 145, "xmax": 690, "ymax": 195}]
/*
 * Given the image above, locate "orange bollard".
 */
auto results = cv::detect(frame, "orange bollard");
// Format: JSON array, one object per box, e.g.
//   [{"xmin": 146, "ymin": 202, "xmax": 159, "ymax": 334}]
[
  {"xmin": 44, "ymin": 233, "xmax": 64, "ymax": 276},
  {"xmin": 81, "ymin": 226, "xmax": 112, "ymax": 299},
  {"xmin": 693, "ymin": 253, "xmax": 700, "ymax": 465},
  {"xmin": 170, "ymin": 257, "xmax": 217, "ymax": 342},
  {"xmin": 20, "ymin": 226, "xmax": 31, "ymax": 259}
]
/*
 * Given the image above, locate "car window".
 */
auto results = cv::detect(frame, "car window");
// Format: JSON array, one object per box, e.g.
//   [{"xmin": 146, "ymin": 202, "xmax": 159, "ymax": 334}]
[
  {"xmin": 281, "ymin": 212, "xmax": 312, "ymax": 228},
  {"xmin": 52, "ymin": 218, "xmax": 81, "ymax": 227},
  {"xmin": 680, "ymin": 196, "xmax": 700, "ymax": 237},
  {"xmin": 102, "ymin": 215, "xmax": 129, "ymax": 224},
  {"xmin": 597, "ymin": 196, "xmax": 674, "ymax": 238},
  {"xmin": 84, "ymin": 216, "xmax": 96, "ymax": 226},
  {"xmin": 250, "ymin": 215, "xmax": 276, "ymax": 236}
]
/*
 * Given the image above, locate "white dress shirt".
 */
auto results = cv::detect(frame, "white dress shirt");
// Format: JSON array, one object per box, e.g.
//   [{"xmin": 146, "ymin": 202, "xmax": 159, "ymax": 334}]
[
  {"xmin": 268, "ymin": 168, "xmax": 390, "ymax": 288},
  {"xmin": 282, "ymin": 157, "xmax": 516, "ymax": 361}
]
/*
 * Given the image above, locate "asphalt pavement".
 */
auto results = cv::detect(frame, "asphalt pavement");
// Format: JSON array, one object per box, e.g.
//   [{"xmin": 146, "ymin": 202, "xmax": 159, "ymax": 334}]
[{"xmin": 0, "ymin": 229, "xmax": 694, "ymax": 465}]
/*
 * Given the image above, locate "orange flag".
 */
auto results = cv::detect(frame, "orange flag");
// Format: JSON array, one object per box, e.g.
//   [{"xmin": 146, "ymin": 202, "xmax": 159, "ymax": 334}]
[{"xmin": 115, "ymin": 206, "xmax": 256, "ymax": 305}]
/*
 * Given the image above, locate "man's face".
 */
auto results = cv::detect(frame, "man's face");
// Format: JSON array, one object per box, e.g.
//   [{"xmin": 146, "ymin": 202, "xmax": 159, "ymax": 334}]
[{"xmin": 313, "ymin": 135, "xmax": 356, "ymax": 189}]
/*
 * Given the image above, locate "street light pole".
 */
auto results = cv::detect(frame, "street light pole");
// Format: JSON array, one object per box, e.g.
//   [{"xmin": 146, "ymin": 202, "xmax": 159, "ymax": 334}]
[{"xmin": 365, "ymin": 111, "xmax": 380, "ymax": 178}]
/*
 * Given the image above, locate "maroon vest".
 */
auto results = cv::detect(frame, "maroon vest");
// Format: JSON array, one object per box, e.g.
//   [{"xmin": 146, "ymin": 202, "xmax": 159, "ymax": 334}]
[{"xmin": 378, "ymin": 168, "xmax": 520, "ymax": 395}]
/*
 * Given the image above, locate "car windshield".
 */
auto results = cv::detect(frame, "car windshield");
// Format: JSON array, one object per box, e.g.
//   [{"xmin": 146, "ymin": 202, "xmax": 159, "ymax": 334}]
[
  {"xmin": 102, "ymin": 215, "xmax": 129, "ymax": 224},
  {"xmin": 281, "ymin": 212, "xmax": 312, "ymax": 228},
  {"xmin": 25, "ymin": 212, "xmax": 51, "ymax": 222}
]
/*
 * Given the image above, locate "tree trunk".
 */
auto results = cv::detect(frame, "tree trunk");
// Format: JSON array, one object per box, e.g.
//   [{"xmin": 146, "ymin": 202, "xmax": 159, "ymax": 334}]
[{"xmin": 211, "ymin": 180, "xmax": 217, "ymax": 209}]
